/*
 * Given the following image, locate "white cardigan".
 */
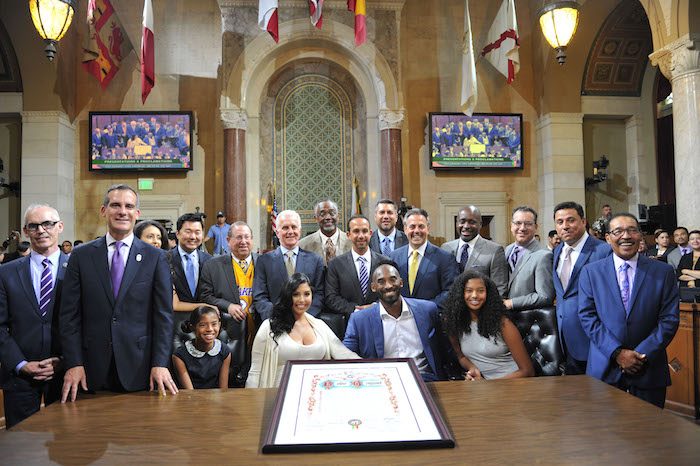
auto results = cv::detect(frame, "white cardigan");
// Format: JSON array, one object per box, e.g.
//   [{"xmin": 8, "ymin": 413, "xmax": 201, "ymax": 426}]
[{"xmin": 245, "ymin": 314, "xmax": 359, "ymax": 388}]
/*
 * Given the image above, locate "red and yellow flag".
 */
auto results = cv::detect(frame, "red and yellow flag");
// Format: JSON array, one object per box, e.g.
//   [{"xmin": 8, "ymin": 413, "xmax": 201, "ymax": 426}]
[
  {"xmin": 82, "ymin": 0, "xmax": 133, "ymax": 89},
  {"xmin": 347, "ymin": 0, "xmax": 366, "ymax": 46}
]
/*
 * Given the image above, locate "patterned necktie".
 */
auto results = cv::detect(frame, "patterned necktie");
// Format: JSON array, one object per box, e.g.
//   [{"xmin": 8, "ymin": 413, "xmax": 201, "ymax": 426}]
[
  {"xmin": 408, "ymin": 249, "xmax": 419, "ymax": 294},
  {"xmin": 459, "ymin": 244, "xmax": 469, "ymax": 272},
  {"xmin": 39, "ymin": 258, "xmax": 53, "ymax": 316},
  {"xmin": 559, "ymin": 246, "xmax": 573, "ymax": 290},
  {"xmin": 111, "ymin": 241, "xmax": 125, "ymax": 298},
  {"xmin": 620, "ymin": 262, "xmax": 631, "ymax": 313},
  {"xmin": 285, "ymin": 250, "xmax": 295, "ymax": 277},
  {"xmin": 358, "ymin": 256, "xmax": 369, "ymax": 297},
  {"xmin": 509, "ymin": 246, "xmax": 520, "ymax": 272},
  {"xmin": 382, "ymin": 237, "xmax": 392, "ymax": 256},
  {"xmin": 184, "ymin": 253, "xmax": 197, "ymax": 297},
  {"xmin": 325, "ymin": 238, "xmax": 336, "ymax": 263},
  {"xmin": 239, "ymin": 259, "xmax": 249, "ymax": 273}
]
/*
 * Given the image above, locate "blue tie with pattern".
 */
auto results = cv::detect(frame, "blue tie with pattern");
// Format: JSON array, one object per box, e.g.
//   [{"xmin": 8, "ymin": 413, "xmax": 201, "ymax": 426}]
[
  {"xmin": 620, "ymin": 262, "xmax": 630, "ymax": 313},
  {"xmin": 358, "ymin": 256, "xmax": 369, "ymax": 297},
  {"xmin": 39, "ymin": 258, "xmax": 53, "ymax": 316},
  {"xmin": 184, "ymin": 253, "xmax": 197, "ymax": 297},
  {"xmin": 382, "ymin": 237, "xmax": 392, "ymax": 256}
]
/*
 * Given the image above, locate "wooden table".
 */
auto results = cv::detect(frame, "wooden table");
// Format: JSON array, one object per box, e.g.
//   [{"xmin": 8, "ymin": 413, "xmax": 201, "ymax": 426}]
[
  {"xmin": 1, "ymin": 376, "xmax": 699, "ymax": 465},
  {"xmin": 666, "ymin": 302, "xmax": 700, "ymax": 418}
]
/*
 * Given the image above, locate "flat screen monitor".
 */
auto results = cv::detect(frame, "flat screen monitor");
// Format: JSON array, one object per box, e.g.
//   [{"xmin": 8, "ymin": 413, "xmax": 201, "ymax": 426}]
[
  {"xmin": 429, "ymin": 112, "xmax": 523, "ymax": 170},
  {"xmin": 89, "ymin": 111, "xmax": 193, "ymax": 172}
]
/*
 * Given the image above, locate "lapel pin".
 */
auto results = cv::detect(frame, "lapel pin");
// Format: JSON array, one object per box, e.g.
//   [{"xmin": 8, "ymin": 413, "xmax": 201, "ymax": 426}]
[
  {"xmin": 62, "ymin": 262, "xmax": 68, "ymax": 267},
  {"xmin": 136, "ymin": 254, "xmax": 142, "ymax": 262}
]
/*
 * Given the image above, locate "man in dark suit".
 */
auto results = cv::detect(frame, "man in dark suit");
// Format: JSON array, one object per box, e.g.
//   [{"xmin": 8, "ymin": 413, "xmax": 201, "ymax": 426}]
[
  {"xmin": 253, "ymin": 210, "xmax": 324, "ymax": 321},
  {"xmin": 169, "ymin": 213, "xmax": 212, "ymax": 315},
  {"xmin": 579, "ymin": 213, "xmax": 679, "ymax": 407},
  {"xmin": 441, "ymin": 205, "xmax": 508, "ymax": 295},
  {"xmin": 325, "ymin": 215, "xmax": 387, "ymax": 316},
  {"xmin": 552, "ymin": 201, "xmax": 610, "ymax": 375},
  {"xmin": 0, "ymin": 204, "xmax": 68, "ymax": 428},
  {"xmin": 389, "ymin": 208, "xmax": 457, "ymax": 309},
  {"xmin": 503, "ymin": 206, "xmax": 554, "ymax": 313},
  {"xmin": 60, "ymin": 184, "xmax": 176, "ymax": 402},
  {"xmin": 343, "ymin": 262, "xmax": 446, "ymax": 382},
  {"xmin": 369, "ymin": 199, "xmax": 408, "ymax": 255}
]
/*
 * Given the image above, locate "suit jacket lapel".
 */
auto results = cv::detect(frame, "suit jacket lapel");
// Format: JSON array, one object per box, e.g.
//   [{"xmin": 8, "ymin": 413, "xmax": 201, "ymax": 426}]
[
  {"xmin": 628, "ymin": 257, "xmax": 648, "ymax": 314},
  {"xmin": 602, "ymin": 256, "xmax": 627, "ymax": 314},
  {"xmin": 116, "ymin": 240, "xmax": 142, "ymax": 306},
  {"xmin": 466, "ymin": 238, "xmax": 482, "ymax": 268},
  {"xmin": 171, "ymin": 249, "xmax": 192, "ymax": 300},
  {"xmin": 17, "ymin": 257, "xmax": 41, "ymax": 314},
  {"xmin": 91, "ymin": 237, "xmax": 115, "ymax": 307},
  {"xmin": 344, "ymin": 253, "xmax": 364, "ymax": 298},
  {"xmin": 223, "ymin": 255, "xmax": 238, "ymax": 295},
  {"xmin": 414, "ymin": 244, "xmax": 433, "ymax": 294},
  {"xmin": 567, "ymin": 239, "xmax": 592, "ymax": 293},
  {"xmin": 370, "ymin": 306, "xmax": 384, "ymax": 357}
]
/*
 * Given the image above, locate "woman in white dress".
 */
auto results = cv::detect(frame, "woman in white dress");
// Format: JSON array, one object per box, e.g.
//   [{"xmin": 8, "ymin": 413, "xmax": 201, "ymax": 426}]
[
  {"xmin": 443, "ymin": 270, "xmax": 533, "ymax": 380},
  {"xmin": 246, "ymin": 273, "xmax": 359, "ymax": 388}
]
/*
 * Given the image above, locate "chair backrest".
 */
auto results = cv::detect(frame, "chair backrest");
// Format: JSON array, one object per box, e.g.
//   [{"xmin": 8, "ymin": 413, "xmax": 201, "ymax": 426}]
[
  {"xmin": 317, "ymin": 312, "xmax": 347, "ymax": 340},
  {"xmin": 511, "ymin": 308, "xmax": 565, "ymax": 376}
]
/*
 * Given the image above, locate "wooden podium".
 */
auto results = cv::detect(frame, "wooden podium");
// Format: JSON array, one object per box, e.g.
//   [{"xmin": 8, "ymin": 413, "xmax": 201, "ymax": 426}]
[{"xmin": 666, "ymin": 302, "xmax": 700, "ymax": 418}]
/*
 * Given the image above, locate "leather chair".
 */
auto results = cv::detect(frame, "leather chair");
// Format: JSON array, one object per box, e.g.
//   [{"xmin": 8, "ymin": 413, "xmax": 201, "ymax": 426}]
[
  {"xmin": 318, "ymin": 312, "xmax": 347, "ymax": 340},
  {"xmin": 173, "ymin": 312, "xmax": 249, "ymax": 387},
  {"xmin": 511, "ymin": 308, "xmax": 565, "ymax": 376}
]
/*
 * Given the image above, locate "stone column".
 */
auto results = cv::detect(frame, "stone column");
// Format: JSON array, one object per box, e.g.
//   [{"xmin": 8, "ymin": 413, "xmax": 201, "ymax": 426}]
[
  {"xmin": 378, "ymin": 109, "xmax": 405, "ymax": 203},
  {"xmin": 221, "ymin": 107, "xmax": 248, "ymax": 221},
  {"xmin": 650, "ymin": 34, "xmax": 700, "ymax": 228},
  {"xmin": 20, "ymin": 111, "xmax": 75, "ymax": 241},
  {"xmin": 535, "ymin": 113, "xmax": 585, "ymax": 234}
]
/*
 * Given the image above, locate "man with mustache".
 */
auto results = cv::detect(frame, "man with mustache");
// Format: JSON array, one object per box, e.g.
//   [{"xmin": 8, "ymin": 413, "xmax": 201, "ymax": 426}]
[{"xmin": 298, "ymin": 199, "xmax": 351, "ymax": 265}]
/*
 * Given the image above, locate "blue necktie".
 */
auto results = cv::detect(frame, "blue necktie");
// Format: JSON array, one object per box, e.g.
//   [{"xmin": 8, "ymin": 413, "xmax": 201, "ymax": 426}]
[
  {"xmin": 509, "ymin": 246, "xmax": 520, "ymax": 272},
  {"xmin": 620, "ymin": 262, "xmax": 630, "ymax": 313},
  {"xmin": 459, "ymin": 244, "xmax": 469, "ymax": 272},
  {"xmin": 358, "ymin": 256, "xmax": 369, "ymax": 297},
  {"xmin": 382, "ymin": 237, "xmax": 392, "ymax": 256},
  {"xmin": 39, "ymin": 258, "xmax": 53, "ymax": 316},
  {"xmin": 184, "ymin": 253, "xmax": 197, "ymax": 297}
]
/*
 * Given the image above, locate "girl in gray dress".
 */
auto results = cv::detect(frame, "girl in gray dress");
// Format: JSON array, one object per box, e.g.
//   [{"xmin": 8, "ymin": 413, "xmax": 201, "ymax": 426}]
[{"xmin": 443, "ymin": 271, "xmax": 533, "ymax": 380}]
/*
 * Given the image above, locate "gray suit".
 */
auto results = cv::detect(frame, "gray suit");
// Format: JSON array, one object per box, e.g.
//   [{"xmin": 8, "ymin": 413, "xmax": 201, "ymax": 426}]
[
  {"xmin": 504, "ymin": 240, "xmax": 555, "ymax": 311},
  {"xmin": 325, "ymin": 250, "xmax": 387, "ymax": 315},
  {"xmin": 199, "ymin": 253, "xmax": 259, "ymax": 315},
  {"xmin": 667, "ymin": 247, "xmax": 687, "ymax": 272},
  {"xmin": 298, "ymin": 230, "xmax": 352, "ymax": 265},
  {"xmin": 442, "ymin": 236, "xmax": 508, "ymax": 295}
]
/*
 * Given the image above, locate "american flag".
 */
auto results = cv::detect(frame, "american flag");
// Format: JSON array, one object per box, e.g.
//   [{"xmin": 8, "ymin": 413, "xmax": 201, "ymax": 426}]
[{"xmin": 270, "ymin": 187, "xmax": 279, "ymax": 248}]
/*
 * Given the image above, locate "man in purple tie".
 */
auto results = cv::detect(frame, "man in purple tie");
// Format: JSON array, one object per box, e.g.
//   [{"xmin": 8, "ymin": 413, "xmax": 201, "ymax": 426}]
[
  {"xmin": 578, "ymin": 213, "xmax": 679, "ymax": 407},
  {"xmin": 60, "ymin": 184, "xmax": 176, "ymax": 402},
  {"xmin": 0, "ymin": 204, "xmax": 68, "ymax": 428}
]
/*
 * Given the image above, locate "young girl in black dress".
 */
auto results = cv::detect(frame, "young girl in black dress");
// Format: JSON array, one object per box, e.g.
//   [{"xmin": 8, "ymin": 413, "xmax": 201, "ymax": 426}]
[{"xmin": 172, "ymin": 306, "xmax": 231, "ymax": 389}]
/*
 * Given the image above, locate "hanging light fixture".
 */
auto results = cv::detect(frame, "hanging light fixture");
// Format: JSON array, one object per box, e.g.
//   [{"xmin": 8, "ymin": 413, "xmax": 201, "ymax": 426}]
[
  {"xmin": 538, "ymin": 1, "xmax": 580, "ymax": 65},
  {"xmin": 29, "ymin": 0, "xmax": 76, "ymax": 61}
]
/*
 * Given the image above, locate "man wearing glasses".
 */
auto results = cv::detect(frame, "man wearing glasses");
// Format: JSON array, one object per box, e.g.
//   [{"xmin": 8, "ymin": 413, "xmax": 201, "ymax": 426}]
[
  {"xmin": 0, "ymin": 204, "xmax": 68, "ymax": 428},
  {"xmin": 578, "ymin": 213, "xmax": 679, "ymax": 407},
  {"xmin": 503, "ymin": 206, "xmax": 554, "ymax": 313}
]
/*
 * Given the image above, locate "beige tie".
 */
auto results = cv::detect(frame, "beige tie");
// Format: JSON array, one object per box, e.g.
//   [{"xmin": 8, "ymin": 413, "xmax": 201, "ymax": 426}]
[
  {"xmin": 559, "ymin": 246, "xmax": 573, "ymax": 290},
  {"xmin": 285, "ymin": 251, "xmax": 295, "ymax": 277},
  {"xmin": 239, "ymin": 259, "xmax": 249, "ymax": 273},
  {"xmin": 408, "ymin": 249, "xmax": 419, "ymax": 294},
  {"xmin": 325, "ymin": 237, "xmax": 336, "ymax": 263}
]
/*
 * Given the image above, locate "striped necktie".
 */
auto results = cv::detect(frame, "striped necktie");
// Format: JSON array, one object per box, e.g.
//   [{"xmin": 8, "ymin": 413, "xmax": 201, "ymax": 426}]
[
  {"xmin": 509, "ymin": 246, "xmax": 521, "ymax": 272},
  {"xmin": 39, "ymin": 258, "xmax": 53, "ymax": 316},
  {"xmin": 358, "ymin": 256, "xmax": 369, "ymax": 297}
]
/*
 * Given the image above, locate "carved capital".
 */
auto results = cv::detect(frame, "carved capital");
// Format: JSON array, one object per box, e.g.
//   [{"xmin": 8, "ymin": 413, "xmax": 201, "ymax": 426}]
[
  {"xmin": 378, "ymin": 109, "xmax": 405, "ymax": 131},
  {"xmin": 650, "ymin": 33, "xmax": 700, "ymax": 81},
  {"xmin": 220, "ymin": 107, "xmax": 248, "ymax": 130}
]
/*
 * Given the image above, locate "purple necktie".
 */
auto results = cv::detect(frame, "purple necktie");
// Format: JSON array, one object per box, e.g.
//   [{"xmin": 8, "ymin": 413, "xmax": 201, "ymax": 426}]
[
  {"xmin": 509, "ymin": 246, "xmax": 521, "ymax": 272},
  {"xmin": 39, "ymin": 258, "xmax": 53, "ymax": 316},
  {"xmin": 111, "ymin": 241, "xmax": 125, "ymax": 298},
  {"xmin": 620, "ymin": 262, "xmax": 630, "ymax": 313}
]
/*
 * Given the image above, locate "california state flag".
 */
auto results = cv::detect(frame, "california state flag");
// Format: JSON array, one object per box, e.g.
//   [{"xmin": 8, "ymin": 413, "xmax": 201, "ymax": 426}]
[
  {"xmin": 481, "ymin": 0, "xmax": 520, "ymax": 84},
  {"xmin": 140, "ymin": 0, "xmax": 154, "ymax": 103},
  {"xmin": 259, "ymin": 0, "xmax": 279, "ymax": 43}
]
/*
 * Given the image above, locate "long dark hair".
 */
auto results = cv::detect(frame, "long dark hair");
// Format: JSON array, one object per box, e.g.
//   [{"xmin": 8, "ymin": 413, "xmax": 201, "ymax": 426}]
[
  {"xmin": 134, "ymin": 220, "xmax": 170, "ymax": 250},
  {"xmin": 180, "ymin": 306, "xmax": 221, "ymax": 334},
  {"xmin": 269, "ymin": 273, "xmax": 312, "ymax": 342},
  {"xmin": 443, "ymin": 270, "xmax": 507, "ymax": 341}
]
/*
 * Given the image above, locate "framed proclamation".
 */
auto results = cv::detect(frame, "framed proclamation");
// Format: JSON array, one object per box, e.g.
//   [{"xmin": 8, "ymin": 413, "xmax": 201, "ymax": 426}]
[{"xmin": 262, "ymin": 359, "xmax": 455, "ymax": 453}]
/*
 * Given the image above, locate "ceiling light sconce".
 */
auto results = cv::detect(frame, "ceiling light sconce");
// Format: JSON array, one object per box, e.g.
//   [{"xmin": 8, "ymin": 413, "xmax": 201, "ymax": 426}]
[
  {"xmin": 29, "ymin": 0, "xmax": 76, "ymax": 61},
  {"xmin": 538, "ymin": 1, "xmax": 580, "ymax": 65}
]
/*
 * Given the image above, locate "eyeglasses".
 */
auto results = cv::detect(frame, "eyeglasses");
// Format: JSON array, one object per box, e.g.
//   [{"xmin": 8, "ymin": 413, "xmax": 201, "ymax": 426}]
[
  {"xmin": 511, "ymin": 221, "xmax": 536, "ymax": 228},
  {"xmin": 608, "ymin": 227, "xmax": 641, "ymax": 237},
  {"xmin": 25, "ymin": 221, "xmax": 60, "ymax": 232}
]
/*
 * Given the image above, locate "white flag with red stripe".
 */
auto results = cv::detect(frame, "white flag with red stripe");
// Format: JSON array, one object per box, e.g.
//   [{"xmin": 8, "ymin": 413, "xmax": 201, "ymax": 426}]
[
  {"xmin": 140, "ymin": 0, "xmax": 154, "ymax": 103},
  {"xmin": 309, "ymin": 0, "xmax": 324, "ymax": 29},
  {"xmin": 481, "ymin": 0, "xmax": 520, "ymax": 84},
  {"xmin": 460, "ymin": 0, "xmax": 477, "ymax": 116},
  {"xmin": 259, "ymin": 0, "xmax": 279, "ymax": 43}
]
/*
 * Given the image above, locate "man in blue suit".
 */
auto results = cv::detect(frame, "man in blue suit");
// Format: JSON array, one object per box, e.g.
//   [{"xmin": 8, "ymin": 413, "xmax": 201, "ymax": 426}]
[
  {"xmin": 60, "ymin": 184, "xmax": 176, "ymax": 402},
  {"xmin": 552, "ymin": 201, "xmax": 610, "ymax": 375},
  {"xmin": 253, "ymin": 210, "xmax": 324, "ymax": 322},
  {"xmin": 579, "ymin": 213, "xmax": 679, "ymax": 407},
  {"xmin": 344, "ymin": 261, "xmax": 446, "ymax": 381},
  {"xmin": 169, "ymin": 213, "xmax": 212, "ymax": 316},
  {"xmin": 390, "ymin": 208, "xmax": 457, "ymax": 309},
  {"xmin": 0, "ymin": 204, "xmax": 68, "ymax": 428}
]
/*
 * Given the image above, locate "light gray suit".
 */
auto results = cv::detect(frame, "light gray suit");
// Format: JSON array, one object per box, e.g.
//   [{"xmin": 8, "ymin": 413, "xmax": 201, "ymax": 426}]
[
  {"xmin": 667, "ymin": 247, "xmax": 687, "ymax": 272},
  {"xmin": 298, "ymin": 230, "xmax": 352, "ymax": 265},
  {"xmin": 504, "ymin": 240, "xmax": 555, "ymax": 311},
  {"xmin": 442, "ymin": 236, "xmax": 508, "ymax": 295}
]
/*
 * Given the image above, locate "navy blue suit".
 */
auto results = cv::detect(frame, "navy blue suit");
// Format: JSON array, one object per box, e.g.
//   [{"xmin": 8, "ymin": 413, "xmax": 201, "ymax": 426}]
[
  {"xmin": 168, "ymin": 248, "xmax": 212, "ymax": 303},
  {"xmin": 578, "ymin": 255, "xmax": 679, "ymax": 405},
  {"xmin": 369, "ymin": 230, "xmax": 408, "ymax": 255},
  {"xmin": 0, "ymin": 253, "xmax": 68, "ymax": 428},
  {"xmin": 553, "ymin": 236, "xmax": 610, "ymax": 365},
  {"xmin": 252, "ymin": 248, "xmax": 325, "ymax": 321},
  {"xmin": 390, "ymin": 243, "xmax": 458, "ymax": 308},
  {"xmin": 343, "ymin": 298, "xmax": 446, "ymax": 381},
  {"xmin": 60, "ymin": 236, "xmax": 174, "ymax": 392}
]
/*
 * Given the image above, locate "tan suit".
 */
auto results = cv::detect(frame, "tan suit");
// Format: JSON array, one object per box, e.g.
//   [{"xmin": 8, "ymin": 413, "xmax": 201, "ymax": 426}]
[{"xmin": 298, "ymin": 230, "xmax": 352, "ymax": 265}]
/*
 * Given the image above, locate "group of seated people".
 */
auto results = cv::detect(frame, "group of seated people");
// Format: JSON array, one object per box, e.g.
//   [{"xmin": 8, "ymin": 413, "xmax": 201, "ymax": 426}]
[
  {"xmin": 91, "ymin": 117, "xmax": 190, "ymax": 160},
  {"xmin": 432, "ymin": 118, "xmax": 520, "ymax": 158},
  {"xmin": 0, "ymin": 184, "xmax": 688, "ymax": 429}
]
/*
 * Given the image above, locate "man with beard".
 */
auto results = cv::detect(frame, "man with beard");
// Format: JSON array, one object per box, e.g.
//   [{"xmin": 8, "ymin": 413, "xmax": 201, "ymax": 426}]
[
  {"xmin": 343, "ymin": 261, "xmax": 446, "ymax": 381},
  {"xmin": 369, "ymin": 199, "xmax": 408, "ymax": 255},
  {"xmin": 298, "ymin": 199, "xmax": 351, "ymax": 265},
  {"xmin": 578, "ymin": 213, "xmax": 678, "ymax": 407}
]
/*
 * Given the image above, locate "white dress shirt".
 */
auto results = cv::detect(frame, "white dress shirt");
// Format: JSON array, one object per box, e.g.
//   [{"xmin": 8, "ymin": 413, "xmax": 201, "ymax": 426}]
[
  {"xmin": 351, "ymin": 248, "xmax": 372, "ymax": 281},
  {"xmin": 556, "ymin": 232, "xmax": 589, "ymax": 276},
  {"xmin": 379, "ymin": 299, "xmax": 430, "ymax": 375},
  {"xmin": 29, "ymin": 249, "xmax": 61, "ymax": 305}
]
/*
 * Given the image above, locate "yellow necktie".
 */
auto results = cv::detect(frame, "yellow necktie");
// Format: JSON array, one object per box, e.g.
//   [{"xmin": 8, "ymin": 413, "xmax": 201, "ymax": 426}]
[{"xmin": 408, "ymin": 249, "xmax": 419, "ymax": 294}]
